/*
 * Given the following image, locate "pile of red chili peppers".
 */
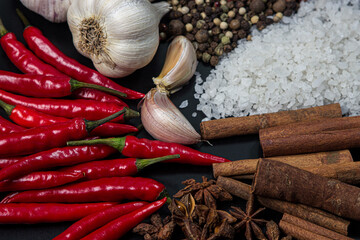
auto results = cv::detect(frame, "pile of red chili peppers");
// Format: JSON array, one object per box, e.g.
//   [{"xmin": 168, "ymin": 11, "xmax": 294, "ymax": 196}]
[{"xmin": 0, "ymin": 10, "xmax": 231, "ymax": 240}]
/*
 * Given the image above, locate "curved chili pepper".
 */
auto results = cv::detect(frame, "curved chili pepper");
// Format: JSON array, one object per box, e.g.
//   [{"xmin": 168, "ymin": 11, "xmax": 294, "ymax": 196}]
[
  {"xmin": 0, "ymin": 116, "xmax": 25, "ymax": 134},
  {"xmin": 1, "ymin": 177, "xmax": 166, "ymax": 203},
  {"xmin": 0, "ymin": 171, "xmax": 84, "ymax": 192},
  {"xmin": 0, "ymin": 89, "xmax": 139, "ymax": 121},
  {"xmin": 0, "ymin": 202, "xmax": 116, "ymax": 224},
  {"xmin": 0, "ymin": 70, "xmax": 127, "ymax": 98},
  {"xmin": 0, "ymin": 100, "xmax": 138, "ymax": 137},
  {"xmin": 0, "ymin": 157, "xmax": 18, "ymax": 168},
  {"xmin": 60, "ymin": 155, "xmax": 180, "ymax": 180},
  {"xmin": 68, "ymin": 135, "xmax": 231, "ymax": 166},
  {"xmin": 0, "ymin": 145, "xmax": 116, "ymax": 181},
  {"xmin": 80, "ymin": 198, "xmax": 167, "ymax": 240},
  {"xmin": 0, "ymin": 18, "xmax": 127, "ymax": 106},
  {"xmin": 17, "ymin": 11, "xmax": 145, "ymax": 100},
  {"xmin": 53, "ymin": 202, "xmax": 147, "ymax": 240},
  {"xmin": 0, "ymin": 108, "xmax": 125, "ymax": 159}
]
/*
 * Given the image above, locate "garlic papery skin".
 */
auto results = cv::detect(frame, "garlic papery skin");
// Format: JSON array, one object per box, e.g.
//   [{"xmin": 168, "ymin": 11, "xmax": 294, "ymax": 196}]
[
  {"xmin": 20, "ymin": 0, "xmax": 71, "ymax": 23},
  {"xmin": 67, "ymin": 0, "xmax": 170, "ymax": 78},
  {"xmin": 141, "ymin": 88, "xmax": 201, "ymax": 145},
  {"xmin": 153, "ymin": 36, "xmax": 198, "ymax": 94}
]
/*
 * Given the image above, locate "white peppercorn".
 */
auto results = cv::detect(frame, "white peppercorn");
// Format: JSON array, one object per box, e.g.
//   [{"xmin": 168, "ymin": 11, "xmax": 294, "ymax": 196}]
[
  {"xmin": 213, "ymin": 18, "xmax": 221, "ymax": 26},
  {"xmin": 251, "ymin": 15, "xmax": 259, "ymax": 24},
  {"xmin": 185, "ymin": 23, "xmax": 193, "ymax": 32},
  {"xmin": 195, "ymin": 0, "xmax": 204, "ymax": 5},
  {"xmin": 220, "ymin": 21, "xmax": 228, "ymax": 30},
  {"xmin": 201, "ymin": 12, "xmax": 206, "ymax": 19},
  {"xmin": 180, "ymin": 6, "xmax": 190, "ymax": 14},
  {"xmin": 239, "ymin": 7, "xmax": 246, "ymax": 15},
  {"xmin": 221, "ymin": 36, "xmax": 230, "ymax": 45},
  {"xmin": 275, "ymin": 12, "xmax": 283, "ymax": 19},
  {"xmin": 228, "ymin": 10, "xmax": 236, "ymax": 18},
  {"xmin": 225, "ymin": 31, "xmax": 233, "ymax": 38}
]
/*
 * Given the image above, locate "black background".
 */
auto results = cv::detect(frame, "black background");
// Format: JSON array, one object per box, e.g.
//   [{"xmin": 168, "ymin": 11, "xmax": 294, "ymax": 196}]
[{"xmin": 0, "ymin": 0, "xmax": 359, "ymax": 239}]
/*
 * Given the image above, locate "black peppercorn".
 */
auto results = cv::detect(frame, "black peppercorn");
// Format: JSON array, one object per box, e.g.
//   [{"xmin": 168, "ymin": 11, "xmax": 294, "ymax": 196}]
[
  {"xmin": 185, "ymin": 33, "xmax": 195, "ymax": 41},
  {"xmin": 259, "ymin": 14, "xmax": 266, "ymax": 21},
  {"xmin": 198, "ymin": 43, "xmax": 208, "ymax": 52},
  {"xmin": 197, "ymin": 4, "xmax": 205, "ymax": 12},
  {"xmin": 226, "ymin": 1, "xmax": 235, "ymax": 9},
  {"xmin": 192, "ymin": 12, "xmax": 200, "ymax": 20},
  {"xmin": 265, "ymin": 17, "xmax": 274, "ymax": 25},
  {"xmin": 231, "ymin": 42, "xmax": 238, "ymax": 49},
  {"xmin": 273, "ymin": 0, "xmax": 286, "ymax": 12},
  {"xmin": 202, "ymin": 52, "xmax": 211, "ymax": 63},
  {"xmin": 159, "ymin": 23, "xmax": 168, "ymax": 33},
  {"xmin": 250, "ymin": 0, "xmax": 265, "ymax": 14},
  {"xmin": 210, "ymin": 41, "xmax": 218, "ymax": 49},
  {"xmin": 283, "ymin": 9, "xmax": 293, "ymax": 17},
  {"xmin": 264, "ymin": 8, "xmax": 274, "ymax": 16},
  {"xmin": 180, "ymin": 0, "xmax": 187, "ymax": 5},
  {"xmin": 235, "ymin": 1, "xmax": 244, "ymax": 8},
  {"xmin": 213, "ymin": 35, "xmax": 220, "ymax": 43},
  {"xmin": 210, "ymin": 56, "xmax": 219, "ymax": 66},
  {"xmin": 237, "ymin": 29, "xmax": 247, "ymax": 39},
  {"xmin": 286, "ymin": 1, "xmax": 298, "ymax": 10},
  {"xmin": 205, "ymin": 6, "xmax": 212, "ymax": 15},
  {"xmin": 240, "ymin": 20, "xmax": 250, "ymax": 31},
  {"xmin": 195, "ymin": 29, "xmax": 209, "ymax": 43},
  {"xmin": 256, "ymin": 21, "xmax": 266, "ymax": 30},
  {"xmin": 224, "ymin": 44, "xmax": 232, "ymax": 53},
  {"xmin": 196, "ymin": 51, "xmax": 203, "ymax": 60},
  {"xmin": 169, "ymin": 20, "xmax": 184, "ymax": 36},
  {"xmin": 188, "ymin": 1, "xmax": 196, "ymax": 9},
  {"xmin": 212, "ymin": 26, "xmax": 221, "ymax": 35},
  {"xmin": 229, "ymin": 19, "xmax": 241, "ymax": 30},
  {"xmin": 183, "ymin": 14, "xmax": 192, "ymax": 24}
]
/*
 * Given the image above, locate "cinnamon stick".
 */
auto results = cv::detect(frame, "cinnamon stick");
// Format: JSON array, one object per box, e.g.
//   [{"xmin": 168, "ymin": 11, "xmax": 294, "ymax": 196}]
[
  {"xmin": 252, "ymin": 158, "xmax": 360, "ymax": 220},
  {"xmin": 279, "ymin": 221, "xmax": 336, "ymax": 240},
  {"xmin": 303, "ymin": 161, "xmax": 360, "ymax": 185},
  {"xmin": 216, "ymin": 176, "xmax": 350, "ymax": 235},
  {"xmin": 261, "ymin": 128, "xmax": 360, "ymax": 157},
  {"xmin": 212, "ymin": 150, "xmax": 353, "ymax": 178},
  {"xmin": 200, "ymin": 103, "xmax": 342, "ymax": 140},
  {"xmin": 280, "ymin": 214, "xmax": 353, "ymax": 240},
  {"xmin": 260, "ymin": 116, "xmax": 360, "ymax": 141}
]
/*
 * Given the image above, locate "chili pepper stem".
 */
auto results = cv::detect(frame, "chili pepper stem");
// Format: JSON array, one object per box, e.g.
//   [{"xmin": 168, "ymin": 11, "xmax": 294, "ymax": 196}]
[
  {"xmin": 67, "ymin": 137, "xmax": 127, "ymax": 152},
  {"xmin": 124, "ymin": 108, "xmax": 140, "ymax": 120},
  {"xmin": 0, "ymin": 19, "xmax": 8, "ymax": 37},
  {"xmin": 69, "ymin": 78, "xmax": 127, "ymax": 98},
  {"xmin": 85, "ymin": 109, "xmax": 127, "ymax": 133},
  {"xmin": 158, "ymin": 189, "xmax": 171, "ymax": 205},
  {"xmin": 136, "ymin": 154, "xmax": 180, "ymax": 170},
  {"xmin": 0, "ymin": 100, "xmax": 15, "ymax": 116},
  {"xmin": 15, "ymin": 9, "xmax": 30, "ymax": 28}
]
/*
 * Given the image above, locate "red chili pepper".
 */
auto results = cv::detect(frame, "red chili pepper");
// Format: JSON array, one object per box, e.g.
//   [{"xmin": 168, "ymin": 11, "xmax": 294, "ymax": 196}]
[
  {"xmin": 0, "ymin": 116, "xmax": 25, "ymax": 134},
  {"xmin": 0, "ymin": 100, "xmax": 138, "ymax": 137},
  {"xmin": 0, "ymin": 145, "xmax": 116, "ymax": 181},
  {"xmin": 80, "ymin": 198, "xmax": 167, "ymax": 240},
  {"xmin": 0, "ymin": 108, "xmax": 125, "ymax": 158},
  {"xmin": 0, "ymin": 171, "xmax": 84, "ymax": 192},
  {"xmin": 1, "ymin": 177, "xmax": 166, "ymax": 203},
  {"xmin": 0, "ymin": 18, "xmax": 127, "ymax": 106},
  {"xmin": 53, "ymin": 201, "xmax": 147, "ymax": 240},
  {"xmin": 60, "ymin": 155, "xmax": 180, "ymax": 180},
  {"xmin": 0, "ymin": 157, "xmax": 18, "ymax": 168},
  {"xmin": 68, "ymin": 135, "xmax": 231, "ymax": 166},
  {"xmin": 17, "ymin": 11, "xmax": 145, "ymax": 100},
  {"xmin": 0, "ymin": 89, "xmax": 139, "ymax": 121},
  {"xmin": 0, "ymin": 202, "xmax": 116, "ymax": 224},
  {"xmin": 0, "ymin": 70, "xmax": 127, "ymax": 98}
]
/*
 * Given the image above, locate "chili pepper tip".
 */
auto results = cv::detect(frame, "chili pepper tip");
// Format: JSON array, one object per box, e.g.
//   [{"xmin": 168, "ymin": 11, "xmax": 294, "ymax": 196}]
[{"xmin": 15, "ymin": 9, "xmax": 31, "ymax": 28}]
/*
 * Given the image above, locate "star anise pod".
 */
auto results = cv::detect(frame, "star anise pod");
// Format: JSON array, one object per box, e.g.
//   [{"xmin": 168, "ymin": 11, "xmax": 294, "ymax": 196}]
[
  {"xmin": 133, "ymin": 213, "xmax": 176, "ymax": 240},
  {"xmin": 173, "ymin": 176, "xmax": 232, "ymax": 209},
  {"xmin": 230, "ymin": 194, "xmax": 268, "ymax": 240}
]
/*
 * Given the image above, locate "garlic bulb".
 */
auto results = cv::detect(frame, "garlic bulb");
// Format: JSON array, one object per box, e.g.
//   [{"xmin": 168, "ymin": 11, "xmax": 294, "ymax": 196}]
[
  {"xmin": 153, "ymin": 36, "xmax": 198, "ymax": 94},
  {"xmin": 67, "ymin": 0, "xmax": 170, "ymax": 78},
  {"xmin": 20, "ymin": 0, "xmax": 71, "ymax": 23},
  {"xmin": 141, "ymin": 88, "xmax": 201, "ymax": 145}
]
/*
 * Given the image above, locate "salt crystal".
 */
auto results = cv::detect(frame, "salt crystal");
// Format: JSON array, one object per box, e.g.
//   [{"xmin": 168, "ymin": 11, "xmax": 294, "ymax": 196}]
[
  {"xmin": 192, "ymin": 112, "xmax": 197, "ymax": 117},
  {"xmin": 179, "ymin": 100, "xmax": 188, "ymax": 109}
]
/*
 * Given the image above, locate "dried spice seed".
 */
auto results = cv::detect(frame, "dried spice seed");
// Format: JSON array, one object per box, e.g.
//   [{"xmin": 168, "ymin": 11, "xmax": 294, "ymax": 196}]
[{"xmin": 266, "ymin": 220, "xmax": 281, "ymax": 240}]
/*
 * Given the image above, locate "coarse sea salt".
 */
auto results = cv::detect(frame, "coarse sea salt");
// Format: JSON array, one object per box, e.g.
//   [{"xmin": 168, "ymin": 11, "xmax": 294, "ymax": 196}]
[{"xmin": 195, "ymin": 0, "xmax": 360, "ymax": 120}]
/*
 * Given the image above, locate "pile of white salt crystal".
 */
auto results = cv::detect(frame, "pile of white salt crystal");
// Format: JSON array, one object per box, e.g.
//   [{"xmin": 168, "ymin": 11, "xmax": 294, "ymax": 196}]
[{"xmin": 195, "ymin": 0, "xmax": 360, "ymax": 121}]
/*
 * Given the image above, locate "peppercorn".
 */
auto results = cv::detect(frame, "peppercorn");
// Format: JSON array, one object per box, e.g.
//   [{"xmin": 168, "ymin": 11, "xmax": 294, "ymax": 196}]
[
  {"xmin": 180, "ymin": 6, "xmax": 190, "ymax": 15},
  {"xmin": 226, "ymin": 1, "xmax": 235, "ymax": 9},
  {"xmin": 228, "ymin": 10, "xmax": 236, "ymax": 18},
  {"xmin": 273, "ymin": 0, "xmax": 286, "ymax": 13},
  {"xmin": 220, "ymin": 22, "xmax": 228, "ymax": 30},
  {"xmin": 265, "ymin": 17, "xmax": 274, "ymax": 25},
  {"xmin": 198, "ymin": 43, "xmax": 208, "ymax": 52},
  {"xmin": 251, "ymin": 15, "xmax": 259, "ymax": 24},
  {"xmin": 214, "ymin": 43, "xmax": 224, "ymax": 56},
  {"xmin": 169, "ymin": 20, "xmax": 184, "ymax": 36},
  {"xmin": 210, "ymin": 56, "xmax": 219, "ymax": 66},
  {"xmin": 192, "ymin": 12, "xmax": 201, "ymax": 20},
  {"xmin": 213, "ymin": 18, "xmax": 221, "ymax": 26},
  {"xmin": 186, "ymin": 23, "xmax": 194, "ymax": 32},
  {"xmin": 231, "ymin": 42, "xmax": 237, "ymax": 49},
  {"xmin": 240, "ymin": 20, "xmax": 250, "ymax": 31},
  {"xmin": 237, "ymin": 29, "xmax": 247, "ymax": 39},
  {"xmin": 192, "ymin": 41, "xmax": 199, "ymax": 50},
  {"xmin": 185, "ymin": 33, "xmax": 195, "ymax": 41},
  {"xmin": 221, "ymin": 5, "xmax": 229, "ymax": 13},
  {"xmin": 159, "ymin": 23, "xmax": 168, "ymax": 33},
  {"xmin": 256, "ymin": 21, "xmax": 266, "ymax": 30},
  {"xmin": 224, "ymin": 44, "xmax": 232, "ymax": 53},
  {"xmin": 208, "ymin": 22, "xmax": 215, "ymax": 29},
  {"xmin": 286, "ymin": 1, "xmax": 298, "ymax": 10},
  {"xmin": 188, "ymin": 1, "xmax": 196, "ymax": 9},
  {"xmin": 235, "ymin": 1, "xmax": 244, "ymax": 9},
  {"xmin": 195, "ymin": 29, "xmax": 209, "ymax": 43},
  {"xmin": 196, "ymin": 20, "xmax": 206, "ymax": 29},
  {"xmin": 275, "ymin": 12, "xmax": 283, "ymax": 19},
  {"xmin": 195, "ymin": 0, "xmax": 204, "ymax": 4},
  {"xmin": 213, "ymin": 35, "xmax": 220, "ymax": 43},
  {"xmin": 196, "ymin": 51, "xmax": 203, "ymax": 60},
  {"xmin": 283, "ymin": 9, "xmax": 293, "ymax": 17},
  {"xmin": 202, "ymin": 52, "xmax": 211, "ymax": 63},
  {"xmin": 250, "ymin": 0, "xmax": 265, "ymax": 14},
  {"xmin": 225, "ymin": 31, "xmax": 233, "ymax": 39},
  {"xmin": 169, "ymin": 11, "xmax": 183, "ymax": 19},
  {"xmin": 239, "ymin": 7, "xmax": 246, "ymax": 15},
  {"xmin": 212, "ymin": 26, "xmax": 221, "ymax": 35},
  {"xmin": 246, "ymin": 35, "xmax": 252, "ymax": 41},
  {"xmin": 159, "ymin": 32, "xmax": 167, "ymax": 41},
  {"xmin": 180, "ymin": 0, "xmax": 187, "ymax": 5},
  {"xmin": 205, "ymin": 6, "xmax": 212, "ymax": 15},
  {"xmin": 172, "ymin": 0, "xmax": 179, "ymax": 6},
  {"xmin": 264, "ymin": 8, "xmax": 274, "ymax": 16},
  {"xmin": 221, "ymin": 36, "xmax": 230, "ymax": 45},
  {"xmin": 201, "ymin": 12, "xmax": 207, "ymax": 19},
  {"xmin": 197, "ymin": 4, "xmax": 205, "ymax": 12},
  {"xmin": 210, "ymin": 41, "xmax": 218, "ymax": 49},
  {"xmin": 220, "ymin": 13, "xmax": 228, "ymax": 22}
]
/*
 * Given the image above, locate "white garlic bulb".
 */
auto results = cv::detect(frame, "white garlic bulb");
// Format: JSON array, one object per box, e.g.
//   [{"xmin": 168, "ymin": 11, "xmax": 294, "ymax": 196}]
[
  {"xmin": 20, "ymin": 0, "xmax": 71, "ymax": 23},
  {"xmin": 67, "ymin": 0, "xmax": 170, "ymax": 78},
  {"xmin": 141, "ymin": 88, "xmax": 201, "ymax": 145}
]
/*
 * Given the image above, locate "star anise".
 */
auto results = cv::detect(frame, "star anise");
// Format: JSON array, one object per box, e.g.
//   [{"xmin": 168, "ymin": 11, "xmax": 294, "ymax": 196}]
[
  {"xmin": 230, "ymin": 194, "xmax": 268, "ymax": 240},
  {"xmin": 173, "ymin": 176, "xmax": 233, "ymax": 209},
  {"xmin": 132, "ymin": 213, "xmax": 176, "ymax": 240}
]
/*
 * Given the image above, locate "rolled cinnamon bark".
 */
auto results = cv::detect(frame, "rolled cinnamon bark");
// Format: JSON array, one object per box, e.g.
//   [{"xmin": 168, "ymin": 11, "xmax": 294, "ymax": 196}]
[
  {"xmin": 280, "ymin": 221, "xmax": 335, "ymax": 240},
  {"xmin": 280, "ymin": 214, "xmax": 353, "ymax": 240},
  {"xmin": 213, "ymin": 150, "xmax": 353, "ymax": 178},
  {"xmin": 303, "ymin": 161, "xmax": 360, "ymax": 185},
  {"xmin": 260, "ymin": 116, "xmax": 360, "ymax": 140},
  {"xmin": 200, "ymin": 103, "xmax": 342, "ymax": 140},
  {"xmin": 252, "ymin": 159, "xmax": 360, "ymax": 220},
  {"xmin": 216, "ymin": 176, "xmax": 350, "ymax": 235},
  {"xmin": 261, "ymin": 128, "xmax": 360, "ymax": 157}
]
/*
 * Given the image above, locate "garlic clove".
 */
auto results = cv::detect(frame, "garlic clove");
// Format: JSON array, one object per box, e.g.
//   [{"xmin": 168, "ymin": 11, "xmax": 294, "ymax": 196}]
[
  {"xmin": 21, "ymin": 0, "xmax": 71, "ymax": 23},
  {"xmin": 141, "ymin": 88, "xmax": 201, "ymax": 145},
  {"xmin": 153, "ymin": 36, "xmax": 198, "ymax": 94}
]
